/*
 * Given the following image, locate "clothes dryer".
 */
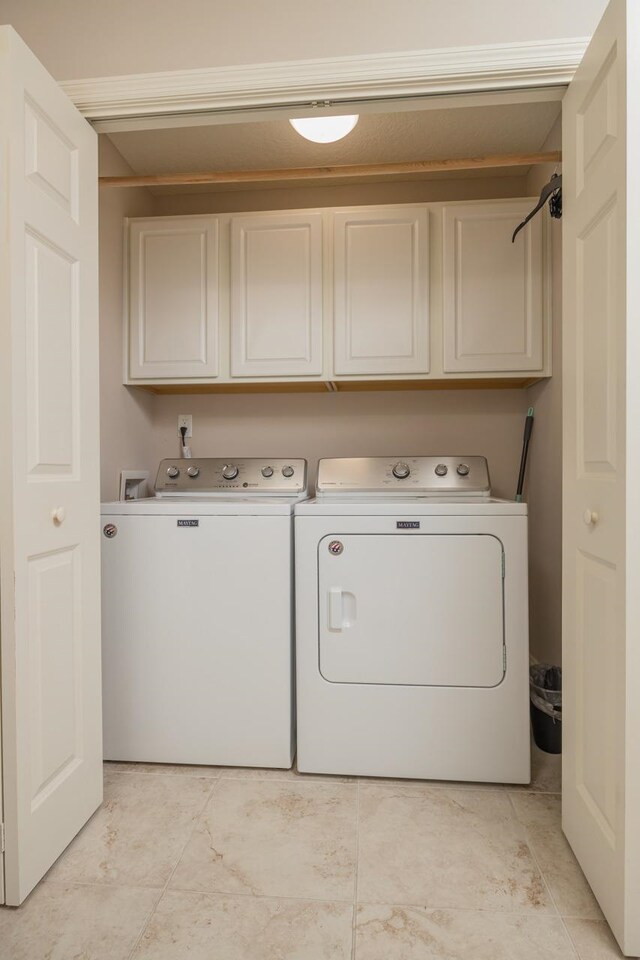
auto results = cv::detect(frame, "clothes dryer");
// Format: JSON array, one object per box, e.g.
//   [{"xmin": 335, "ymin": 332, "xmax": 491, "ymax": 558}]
[{"xmin": 295, "ymin": 456, "xmax": 529, "ymax": 783}]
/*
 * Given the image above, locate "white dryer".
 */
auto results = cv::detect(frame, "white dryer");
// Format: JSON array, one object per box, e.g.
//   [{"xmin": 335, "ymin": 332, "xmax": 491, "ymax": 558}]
[
  {"xmin": 295, "ymin": 456, "xmax": 530, "ymax": 783},
  {"xmin": 101, "ymin": 458, "xmax": 307, "ymax": 768}
]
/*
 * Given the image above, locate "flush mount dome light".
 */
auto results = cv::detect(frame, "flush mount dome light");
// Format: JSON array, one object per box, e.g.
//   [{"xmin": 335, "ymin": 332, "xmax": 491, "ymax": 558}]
[{"xmin": 289, "ymin": 114, "xmax": 359, "ymax": 143}]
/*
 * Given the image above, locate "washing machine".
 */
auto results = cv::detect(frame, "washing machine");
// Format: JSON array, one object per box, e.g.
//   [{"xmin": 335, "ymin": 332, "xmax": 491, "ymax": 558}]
[
  {"xmin": 101, "ymin": 457, "xmax": 307, "ymax": 768},
  {"xmin": 295, "ymin": 456, "xmax": 530, "ymax": 783}
]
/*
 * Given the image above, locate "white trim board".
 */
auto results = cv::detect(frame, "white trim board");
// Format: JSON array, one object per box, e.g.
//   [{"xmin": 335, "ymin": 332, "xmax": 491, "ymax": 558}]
[{"xmin": 61, "ymin": 37, "xmax": 587, "ymax": 129}]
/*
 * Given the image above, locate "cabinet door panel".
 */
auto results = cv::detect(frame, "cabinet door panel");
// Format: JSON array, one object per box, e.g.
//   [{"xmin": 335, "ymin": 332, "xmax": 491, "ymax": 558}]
[
  {"xmin": 334, "ymin": 208, "xmax": 429, "ymax": 376},
  {"xmin": 129, "ymin": 217, "xmax": 218, "ymax": 379},
  {"xmin": 442, "ymin": 201, "xmax": 545, "ymax": 373},
  {"xmin": 231, "ymin": 213, "xmax": 323, "ymax": 377}
]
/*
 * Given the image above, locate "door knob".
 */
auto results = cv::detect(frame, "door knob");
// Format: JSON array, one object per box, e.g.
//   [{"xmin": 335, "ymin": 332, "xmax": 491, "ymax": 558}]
[
  {"xmin": 583, "ymin": 509, "xmax": 599, "ymax": 526},
  {"xmin": 51, "ymin": 506, "xmax": 66, "ymax": 524}
]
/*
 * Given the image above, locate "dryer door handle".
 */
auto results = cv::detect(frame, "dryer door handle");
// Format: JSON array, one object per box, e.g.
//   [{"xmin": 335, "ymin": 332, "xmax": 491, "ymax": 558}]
[{"xmin": 328, "ymin": 587, "xmax": 356, "ymax": 631}]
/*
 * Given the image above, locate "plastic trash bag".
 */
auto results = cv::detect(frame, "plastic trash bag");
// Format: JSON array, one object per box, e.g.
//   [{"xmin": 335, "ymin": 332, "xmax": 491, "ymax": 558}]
[{"xmin": 530, "ymin": 664, "xmax": 562, "ymax": 709}]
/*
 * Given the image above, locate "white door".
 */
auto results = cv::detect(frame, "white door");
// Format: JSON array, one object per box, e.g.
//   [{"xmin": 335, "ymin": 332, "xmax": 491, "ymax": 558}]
[
  {"xmin": 128, "ymin": 216, "xmax": 219, "ymax": 380},
  {"xmin": 442, "ymin": 200, "xmax": 545, "ymax": 373},
  {"xmin": 0, "ymin": 26, "xmax": 102, "ymax": 905},
  {"xmin": 563, "ymin": 0, "xmax": 640, "ymax": 953},
  {"xmin": 230, "ymin": 212, "xmax": 323, "ymax": 377},
  {"xmin": 333, "ymin": 207, "xmax": 429, "ymax": 376},
  {"xmin": 318, "ymin": 534, "xmax": 504, "ymax": 686}
]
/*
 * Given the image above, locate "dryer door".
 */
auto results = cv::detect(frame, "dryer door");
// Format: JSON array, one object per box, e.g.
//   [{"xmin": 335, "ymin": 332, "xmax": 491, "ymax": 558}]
[{"xmin": 318, "ymin": 533, "xmax": 504, "ymax": 687}]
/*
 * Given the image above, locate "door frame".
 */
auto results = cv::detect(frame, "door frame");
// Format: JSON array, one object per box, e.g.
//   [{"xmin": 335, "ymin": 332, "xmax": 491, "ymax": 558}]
[{"xmin": 57, "ymin": 38, "xmax": 584, "ymax": 132}]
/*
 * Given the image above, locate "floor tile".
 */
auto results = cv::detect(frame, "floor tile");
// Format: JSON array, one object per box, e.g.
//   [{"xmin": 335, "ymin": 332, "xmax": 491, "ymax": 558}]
[
  {"xmin": 132, "ymin": 890, "xmax": 353, "ymax": 960},
  {"xmin": 0, "ymin": 881, "xmax": 158, "ymax": 960},
  {"xmin": 510, "ymin": 794, "xmax": 601, "ymax": 918},
  {"xmin": 355, "ymin": 903, "xmax": 577, "ymax": 959},
  {"xmin": 170, "ymin": 778, "xmax": 358, "ymax": 900},
  {"xmin": 511, "ymin": 744, "xmax": 562, "ymax": 794},
  {"xmin": 105, "ymin": 760, "xmax": 222, "ymax": 778},
  {"xmin": 564, "ymin": 919, "xmax": 631, "ymax": 959},
  {"xmin": 357, "ymin": 784, "xmax": 554, "ymax": 913},
  {"xmin": 46, "ymin": 772, "xmax": 214, "ymax": 888}
]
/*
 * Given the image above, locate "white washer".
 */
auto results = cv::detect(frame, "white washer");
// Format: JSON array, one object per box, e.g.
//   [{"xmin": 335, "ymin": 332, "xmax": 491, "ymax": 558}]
[
  {"xmin": 295, "ymin": 456, "xmax": 530, "ymax": 783},
  {"xmin": 101, "ymin": 457, "xmax": 307, "ymax": 768}
]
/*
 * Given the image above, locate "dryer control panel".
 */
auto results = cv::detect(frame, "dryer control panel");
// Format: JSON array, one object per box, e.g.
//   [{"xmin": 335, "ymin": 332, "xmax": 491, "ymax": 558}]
[
  {"xmin": 155, "ymin": 458, "xmax": 307, "ymax": 495},
  {"xmin": 316, "ymin": 456, "xmax": 490, "ymax": 496}
]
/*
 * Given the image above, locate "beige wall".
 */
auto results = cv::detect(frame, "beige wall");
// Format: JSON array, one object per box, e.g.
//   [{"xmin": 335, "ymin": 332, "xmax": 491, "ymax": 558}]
[
  {"xmin": 151, "ymin": 389, "xmax": 528, "ymax": 498},
  {"xmin": 153, "ymin": 176, "xmax": 529, "ymax": 216},
  {"xmin": 99, "ymin": 136, "xmax": 158, "ymax": 501},
  {"xmin": 0, "ymin": 1, "xmax": 606, "ymax": 81},
  {"xmin": 525, "ymin": 118, "xmax": 563, "ymax": 665}
]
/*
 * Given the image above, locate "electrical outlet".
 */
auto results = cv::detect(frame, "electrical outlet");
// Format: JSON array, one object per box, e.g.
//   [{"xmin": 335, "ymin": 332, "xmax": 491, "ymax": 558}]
[{"xmin": 177, "ymin": 414, "xmax": 192, "ymax": 438}]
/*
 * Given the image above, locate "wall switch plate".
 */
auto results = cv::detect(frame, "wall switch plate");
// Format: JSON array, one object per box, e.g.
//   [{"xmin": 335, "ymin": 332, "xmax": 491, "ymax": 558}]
[{"xmin": 177, "ymin": 414, "xmax": 192, "ymax": 438}]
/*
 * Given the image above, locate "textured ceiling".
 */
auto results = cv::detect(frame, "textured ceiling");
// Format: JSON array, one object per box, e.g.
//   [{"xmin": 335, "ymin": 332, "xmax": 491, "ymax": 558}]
[{"xmin": 106, "ymin": 100, "xmax": 561, "ymax": 195}]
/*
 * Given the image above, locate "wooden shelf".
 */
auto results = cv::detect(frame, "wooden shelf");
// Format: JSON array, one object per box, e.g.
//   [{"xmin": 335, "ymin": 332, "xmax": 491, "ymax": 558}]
[{"xmin": 131, "ymin": 377, "xmax": 544, "ymax": 396}]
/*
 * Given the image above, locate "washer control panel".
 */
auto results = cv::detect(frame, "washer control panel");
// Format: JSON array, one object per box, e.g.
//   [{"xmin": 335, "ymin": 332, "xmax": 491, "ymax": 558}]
[
  {"xmin": 316, "ymin": 457, "xmax": 490, "ymax": 496},
  {"xmin": 155, "ymin": 458, "xmax": 307, "ymax": 495}
]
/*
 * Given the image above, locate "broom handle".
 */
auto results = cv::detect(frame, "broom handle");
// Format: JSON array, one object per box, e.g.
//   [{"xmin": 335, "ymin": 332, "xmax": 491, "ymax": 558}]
[{"xmin": 516, "ymin": 407, "xmax": 534, "ymax": 502}]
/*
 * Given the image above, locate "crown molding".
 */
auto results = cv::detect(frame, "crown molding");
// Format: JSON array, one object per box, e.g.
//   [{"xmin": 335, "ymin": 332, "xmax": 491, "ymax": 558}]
[{"xmin": 60, "ymin": 37, "xmax": 587, "ymax": 122}]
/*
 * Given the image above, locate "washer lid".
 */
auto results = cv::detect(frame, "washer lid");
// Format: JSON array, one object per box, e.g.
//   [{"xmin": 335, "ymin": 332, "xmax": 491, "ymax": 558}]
[{"xmin": 101, "ymin": 494, "xmax": 307, "ymax": 516}]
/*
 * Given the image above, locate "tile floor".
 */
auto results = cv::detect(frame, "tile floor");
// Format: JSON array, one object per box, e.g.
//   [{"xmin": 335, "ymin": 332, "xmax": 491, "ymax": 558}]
[{"xmin": 0, "ymin": 746, "xmax": 631, "ymax": 960}]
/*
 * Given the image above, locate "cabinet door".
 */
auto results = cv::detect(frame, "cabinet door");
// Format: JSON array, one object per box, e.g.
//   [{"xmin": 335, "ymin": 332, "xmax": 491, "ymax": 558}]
[
  {"xmin": 442, "ymin": 200, "xmax": 545, "ymax": 373},
  {"xmin": 128, "ymin": 217, "xmax": 219, "ymax": 379},
  {"xmin": 230, "ymin": 213, "xmax": 323, "ymax": 377},
  {"xmin": 333, "ymin": 207, "xmax": 429, "ymax": 376}
]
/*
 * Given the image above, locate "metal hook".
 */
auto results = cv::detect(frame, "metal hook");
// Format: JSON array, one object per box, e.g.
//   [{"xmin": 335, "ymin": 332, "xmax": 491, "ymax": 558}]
[{"xmin": 512, "ymin": 173, "xmax": 562, "ymax": 242}]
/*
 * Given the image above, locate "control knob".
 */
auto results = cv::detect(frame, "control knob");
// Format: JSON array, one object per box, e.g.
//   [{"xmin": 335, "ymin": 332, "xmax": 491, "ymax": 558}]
[
  {"xmin": 456, "ymin": 463, "xmax": 470, "ymax": 477},
  {"xmin": 392, "ymin": 462, "xmax": 411, "ymax": 479},
  {"xmin": 261, "ymin": 466, "xmax": 274, "ymax": 478},
  {"xmin": 187, "ymin": 466, "xmax": 200, "ymax": 478},
  {"xmin": 166, "ymin": 466, "xmax": 180, "ymax": 478},
  {"xmin": 282, "ymin": 465, "xmax": 295, "ymax": 478},
  {"xmin": 434, "ymin": 463, "xmax": 448, "ymax": 477},
  {"xmin": 222, "ymin": 463, "xmax": 239, "ymax": 480}
]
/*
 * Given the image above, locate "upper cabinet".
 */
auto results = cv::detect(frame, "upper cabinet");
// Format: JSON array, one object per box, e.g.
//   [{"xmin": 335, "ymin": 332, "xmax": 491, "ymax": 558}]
[
  {"xmin": 124, "ymin": 199, "xmax": 550, "ymax": 388},
  {"xmin": 230, "ymin": 212, "xmax": 323, "ymax": 377},
  {"xmin": 333, "ymin": 207, "xmax": 429, "ymax": 376},
  {"xmin": 128, "ymin": 216, "xmax": 219, "ymax": 379},
  {"xmin": 441, "ymin": 200, "xmax": 545, "ymax": 373}
]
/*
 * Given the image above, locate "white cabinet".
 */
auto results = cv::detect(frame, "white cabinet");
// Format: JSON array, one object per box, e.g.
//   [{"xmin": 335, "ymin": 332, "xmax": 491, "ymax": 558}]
[
  {"xmin": 230, "ymin": 212, "xmax": 323, "ymax": 377},
  {"xmin": 125, "ymin": 199, "xmax": 550, "ymax": 389},
  {"xmin": 442, "ymin": 200, "xmax": 545, "ymax": 373},
  {"xmin": 128, "ymin": 216, "xmax": 219, "ymax": 379},
  {"xmin": 333, "ymin": 207, "xmax": 429, "ymax": 376}
]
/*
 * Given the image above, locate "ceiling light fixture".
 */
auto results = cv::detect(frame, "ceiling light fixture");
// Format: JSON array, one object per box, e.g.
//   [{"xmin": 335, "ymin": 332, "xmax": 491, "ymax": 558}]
[{"xmin": 289, "ymin": 114, "xmax": 359, "ymax": 144}]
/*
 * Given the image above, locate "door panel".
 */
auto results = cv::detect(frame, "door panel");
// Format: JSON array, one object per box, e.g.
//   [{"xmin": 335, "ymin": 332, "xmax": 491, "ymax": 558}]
[
  {"xmin": 442, "ymin": 201, "xmax": 545, "ymax": 373},
  {"xmin": 28, "ymin": 547, "xmax": 82, "ymax": 807},
  {"xmin": 333, "ymin": 207, "xmax": 429, "ymax": 375},
  {"xmin": 563, "ymin": 0, "xmax": 640, "ymax": 952},
  {"xmin": 0, "ymin": 26, "xmax": 102, "ymax": 905},
  {"xmin": 318, "ymin": 534, "xmax": 504, "ymax": 687},
  {"xmin": 128, "ymin": 216, "xmax": 219, "ymax": 379},
  {"xmin": 230, "ymin": 213, "xmax": 323, "ymax": 377},
  {"xmin": 25, "ymin": 230, "xmax": 78, "ymax": 476}
]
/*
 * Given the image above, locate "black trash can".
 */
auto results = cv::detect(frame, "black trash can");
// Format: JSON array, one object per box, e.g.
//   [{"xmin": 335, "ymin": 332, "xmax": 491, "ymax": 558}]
[{"xmin": 530, "ymin": 664, "xmax": 562, "ymax": 754}]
